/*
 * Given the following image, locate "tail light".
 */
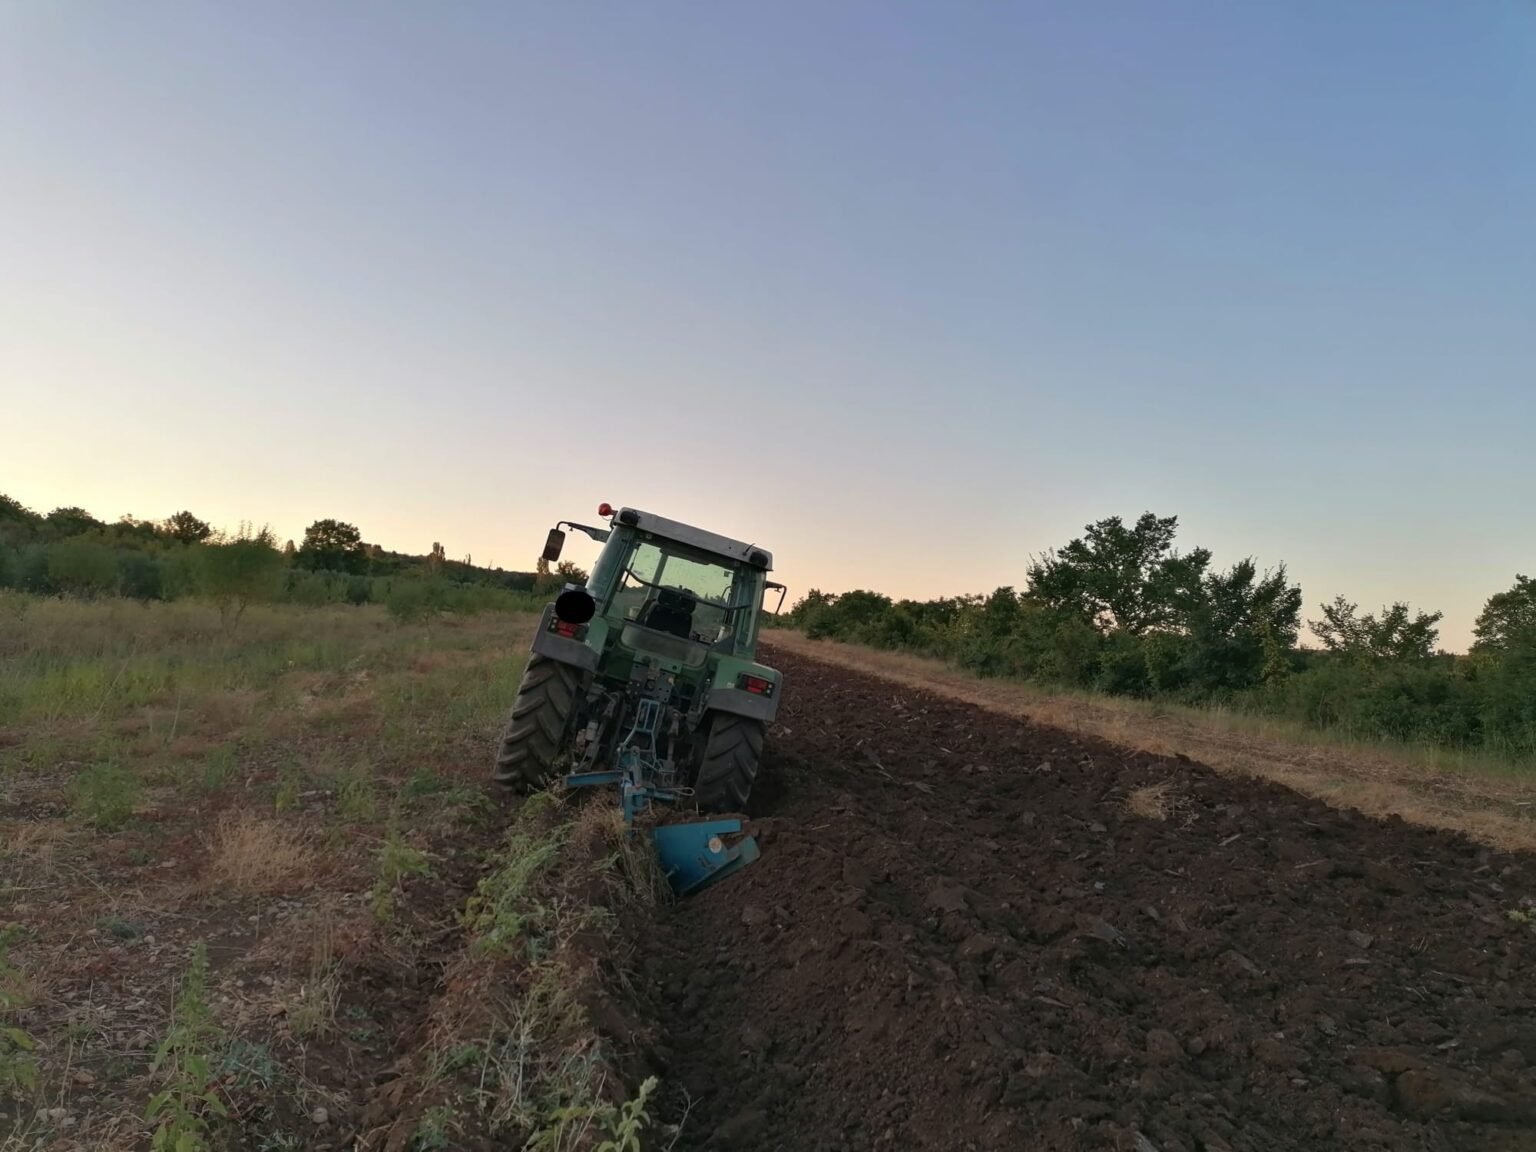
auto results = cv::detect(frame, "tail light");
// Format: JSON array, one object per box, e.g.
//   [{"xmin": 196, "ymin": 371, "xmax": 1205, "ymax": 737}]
[
  {"xmin": 550, "ymin": 619, "xmax": 587, "ymax": 640},
  {"xmin": 738, "ymin": 674, "xmax": 774, "ymax": 696}
]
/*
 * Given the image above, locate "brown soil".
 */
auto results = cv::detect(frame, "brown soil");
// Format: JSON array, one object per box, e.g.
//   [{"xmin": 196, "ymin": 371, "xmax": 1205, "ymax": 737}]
[{"xmin": 636, "ymin": 646, "xmax": 1536, "ymax": 1152}]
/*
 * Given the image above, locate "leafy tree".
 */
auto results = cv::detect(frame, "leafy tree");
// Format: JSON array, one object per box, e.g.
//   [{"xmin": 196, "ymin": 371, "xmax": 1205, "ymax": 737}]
[
  {"xmin": 297, "ymin": 519, "xmax": 366, "ymax": 574},
  {"xmin": 1307, "ymin": 596, "xmax": 1443, "ymax": 661},
  {"xmin": 1026, "ymin": 513, "xmax": 1210, "ymax": 634},
  {"xmin": 1472, "ymin": 575, "xmax": 1536, "ymax": 655},
  {"xmin": 196, "ymin": 525, "xmax": 285, "ymax": 624},
  {"xmin": 1479, "ymin": 630, "xmax": 1536, "ymax": 756},
  {"xmin": 1179, "ymin": 560, "xmax": 1303, "ymax": 691},
  {"xmin": 0, "ymin": 495, "xmax": 38, "ymax": 528},
  {"xmin": 556, "ymin": 559, "xmax": 589, "ymax": 585},
  {"xmin": 43, "ymin": 506, "xmax": 104, "ymax": 539},
  {"xmin": 163, "ymin": 510, "xmax": 213, "ymax": 545}
]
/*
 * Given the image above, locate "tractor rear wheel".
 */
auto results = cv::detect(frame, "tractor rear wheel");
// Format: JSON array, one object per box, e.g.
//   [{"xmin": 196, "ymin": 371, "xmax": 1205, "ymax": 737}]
[
  {"xmin": 692, "ymin": 712, "xmax": 763, "ymax": 813},
  {"xmin": 494, "ymin": 654, "xmax": 584, "ymax": 791}
]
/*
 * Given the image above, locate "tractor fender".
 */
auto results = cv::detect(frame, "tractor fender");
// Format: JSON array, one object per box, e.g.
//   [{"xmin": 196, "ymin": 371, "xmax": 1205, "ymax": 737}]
[
  {"xmin": 705, "ymin": 685, "xmax": 779, "ymax": 724},
  {"xmin": 529, "ymin": 604, "xmax": 600, "ymax": 673}
]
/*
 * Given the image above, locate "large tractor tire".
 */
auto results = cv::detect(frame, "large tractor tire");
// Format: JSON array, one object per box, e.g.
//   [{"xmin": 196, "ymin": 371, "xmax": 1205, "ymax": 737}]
[
  {"xmin": 692, "ymin": 712, "xmax": 764, "ymax": 813},
  {"xmin": 494, "ymin": 654, "xmax": 584, "ymax": 791}
]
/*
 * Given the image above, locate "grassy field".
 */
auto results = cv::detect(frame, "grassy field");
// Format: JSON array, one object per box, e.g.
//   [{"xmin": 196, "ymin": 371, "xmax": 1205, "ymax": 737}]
[
  {"xmin": 767, "ymin": 630, "xmax": 1536, "ymax": 853},
  {"xmin": 0, "ymin": 596, "xmax": 659, "ymax": 1152}
]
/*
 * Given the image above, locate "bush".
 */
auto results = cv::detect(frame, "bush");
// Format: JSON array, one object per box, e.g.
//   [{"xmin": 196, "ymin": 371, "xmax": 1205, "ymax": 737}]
[
  {"xmin": 195, "ymin": 529, "xmax": 285, "ymax": 624},
  {"xmin": 385, "ymin": 576, "xmax": 449, "ymax": 623},
  {"xmin": 117, "ymin": 551, "xmax": 163, "ymax": 601},
  {"xmin": 47, "ymin": 539, "xmax": 119, "ymax": 596}
]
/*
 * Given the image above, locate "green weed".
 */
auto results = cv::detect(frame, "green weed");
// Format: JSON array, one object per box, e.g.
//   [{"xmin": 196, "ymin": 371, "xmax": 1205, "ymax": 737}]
[
  {"xmin": 69, "ymin": 760, "xmax": 142, "ymax": 829},
  {"xmin": 529, "ymin": 1075, "xmax": 658, "ymax": 1152},
  {"xmin": 199, "ymin": 744, "xmax": 238, "ymax": 792},
  {"xmin": 98, "ymin": 914, "xmax": 146, "ymax": 941},
  {"xmin": 146, "ymin": 942, "xmax": 227, "ymax": 1151},
  {"xmin": 337, "ymin": 764, "xmax": 379, "ymax": 822},
  {"xmin": 411, "ymin": 1104, "xmax": 457, "ymax": 1150},
  {"xmin": 370, "ymin": 823, "xmax": 432, "ymax": 922},
  {"xmin": 273, "ymin": 761, "xmax": 303, "ymax": 812},
  {"xmin": 462, "ymin": 801, "xmax": 564, "ymax": 956},
  {"xmin": 0, "ymin": 930, "xmax": 38, "ymax": 1098}
]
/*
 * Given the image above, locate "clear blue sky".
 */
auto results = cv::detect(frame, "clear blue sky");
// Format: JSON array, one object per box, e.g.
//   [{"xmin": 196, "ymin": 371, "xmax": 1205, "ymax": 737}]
[{"xmin": 3, "ymin": 2, "xmax": 1532, "ymax": 648}]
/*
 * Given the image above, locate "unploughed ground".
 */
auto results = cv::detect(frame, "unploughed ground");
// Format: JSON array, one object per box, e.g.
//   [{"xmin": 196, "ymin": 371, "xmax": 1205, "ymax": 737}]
[
  {"xmin": 639, "ymin": 643, "xmax": 1536, "ymax": 1152},
  {"xmin": 0, "ymin": 603, "xmax": 543, "ymax": 1151}
]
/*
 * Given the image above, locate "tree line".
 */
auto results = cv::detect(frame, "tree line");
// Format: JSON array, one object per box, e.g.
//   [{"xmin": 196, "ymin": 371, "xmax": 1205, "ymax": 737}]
[
  {"xmin": 0, "ymin": 495, "xmax": 581, "ymax": 621},
  {"xmin": 785, "ymin": 512, "xmax": 1536, "ymax": 760}
]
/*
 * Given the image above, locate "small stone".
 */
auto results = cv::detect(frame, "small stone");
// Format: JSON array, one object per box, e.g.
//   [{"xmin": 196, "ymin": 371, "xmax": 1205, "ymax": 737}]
[
  {"xmin": 1347, "ymin": 930, "xmax": 1374, "ymax": 949},
  {"xmin": 957, "ymin": 934, "xmax": 998, "ymax": 961},
  {"xmin": 1219, "ymin": 950, "xmax": 1261, "ymax": 978},
  {"xmin": 310, "ymin": 1106, "xmax": 330, "ymax": 1125},
  {"xmin": 72, "ymin": 1070, "xmax": 95, "ymax": 1086},
  {"xmin": 1089, "ymin": 822, "xmax": 1108, "ymax": 834},
  {"xmin": 1085, "ymin": 917, "xmax": 1125, "ymax": 947},
  {"xmin": 740, "ymin": 905, "xmax": 768, "ymax": 927}
]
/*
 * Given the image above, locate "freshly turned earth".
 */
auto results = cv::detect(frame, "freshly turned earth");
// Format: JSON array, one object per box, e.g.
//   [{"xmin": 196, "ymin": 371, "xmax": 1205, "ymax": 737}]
[{"xmin": 637, "ymin": 646, "xmax": 1536, "ymax": 1152}]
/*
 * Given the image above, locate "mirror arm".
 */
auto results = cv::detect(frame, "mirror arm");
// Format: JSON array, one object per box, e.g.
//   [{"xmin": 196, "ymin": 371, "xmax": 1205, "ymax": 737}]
[{"xmin": 556, "ymin": 521, "xmax": 612, "ymax": 544}]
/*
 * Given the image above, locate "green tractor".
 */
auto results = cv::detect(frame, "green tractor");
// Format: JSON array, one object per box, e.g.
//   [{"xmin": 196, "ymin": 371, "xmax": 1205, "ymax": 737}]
[{"xmin": 493, "ymin": 504, "xmax": 785, "ymax": 891}]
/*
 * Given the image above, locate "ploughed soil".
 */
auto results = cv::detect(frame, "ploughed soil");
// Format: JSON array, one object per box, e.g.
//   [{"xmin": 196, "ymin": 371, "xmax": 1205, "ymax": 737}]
[{"xmin": 636, "ymin": 646, "xmax": 1536, "ymax": 1152}]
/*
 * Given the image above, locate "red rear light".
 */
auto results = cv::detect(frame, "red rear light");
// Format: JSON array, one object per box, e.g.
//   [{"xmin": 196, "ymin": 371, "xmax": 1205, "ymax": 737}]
[
  {"xmin": 598, "ymin": 502, "xmax": 614, "ymax": 517},
  {"xmin": 739, "ymin": 674, "xmax": 773, "ymax": 695},
  {"xmin": 552, "ymin": 619, "xmax": 585, "ymax": 639}
]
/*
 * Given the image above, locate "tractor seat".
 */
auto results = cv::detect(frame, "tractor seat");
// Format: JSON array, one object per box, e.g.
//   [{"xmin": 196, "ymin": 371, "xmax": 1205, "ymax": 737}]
[{"xmin": 642, "ymin": 588, "xmax": 697, "ymax": 639}]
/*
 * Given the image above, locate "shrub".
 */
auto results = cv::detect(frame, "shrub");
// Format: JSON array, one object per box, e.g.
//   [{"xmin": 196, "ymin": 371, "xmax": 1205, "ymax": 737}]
[
  {"xmin": 117, "ymin": 550, "xmax": 163, "ymax": 601},
  {"xmin": 195, "ymin": 528, "xmax": 285, "ymax": 624},
  {"xmin": 47, "ymin": 539, "xmax": 119, "ymax": 596}
]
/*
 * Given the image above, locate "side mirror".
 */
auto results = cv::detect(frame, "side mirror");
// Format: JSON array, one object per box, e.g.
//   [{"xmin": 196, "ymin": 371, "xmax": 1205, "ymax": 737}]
[{"xmin": 541, "ymin": 528, "xmax": 566, "ymax": 564}]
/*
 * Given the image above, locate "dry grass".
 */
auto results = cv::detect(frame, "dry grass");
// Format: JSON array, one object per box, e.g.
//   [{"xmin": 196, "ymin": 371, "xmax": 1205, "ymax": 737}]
[
  {"xmin": 1126, "ymin": 782, "xmax": 1175, "ymax": 821},
  {"xmin": 766, "ymin": 632, "xmax": 1536, "ymax": 854},
  {"xmin": 205, "ymin": 811, "xmax": 319, "ymax": 893},
  {"xmin": 0, "ymin": 819, "xmax": 73, "ymax": 866},
  {"xmin": 289, "ymin": 915, "xmax": 342, "ymax": 1038}
]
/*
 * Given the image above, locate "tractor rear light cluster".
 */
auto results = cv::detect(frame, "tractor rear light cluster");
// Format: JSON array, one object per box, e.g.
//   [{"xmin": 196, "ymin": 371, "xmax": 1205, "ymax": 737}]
[
  {"xmin": 550, "ymin": 618, "xmax": 587, "ymax": 640},
  {"xmin": 738, "ymin": 674, "xmax": 774, "ymax": 696}
]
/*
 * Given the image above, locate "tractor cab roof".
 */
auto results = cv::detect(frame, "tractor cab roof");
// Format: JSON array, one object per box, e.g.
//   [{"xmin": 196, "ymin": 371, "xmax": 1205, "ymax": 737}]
[{"xmin": 617, "ymin": 507, "xmax": 773, "ymax": 571}]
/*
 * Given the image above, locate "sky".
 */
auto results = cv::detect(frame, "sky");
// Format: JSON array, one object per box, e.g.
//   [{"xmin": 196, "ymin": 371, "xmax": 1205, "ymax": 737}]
[{"xmin": 2, "ymin": 2, "xmax": 1533, "ymax": 650}]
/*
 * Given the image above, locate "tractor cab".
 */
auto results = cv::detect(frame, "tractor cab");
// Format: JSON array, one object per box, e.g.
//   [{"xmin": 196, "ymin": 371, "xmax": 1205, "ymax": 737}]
[{"xmin": 541, "ymin": 505, "xmax": 786, "ymax": 668}]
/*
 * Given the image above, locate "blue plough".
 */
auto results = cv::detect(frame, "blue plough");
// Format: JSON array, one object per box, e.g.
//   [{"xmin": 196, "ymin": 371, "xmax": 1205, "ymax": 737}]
[{"xmin": 563, "ymin": 697, "xmax": 760, "ymax": 896}]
